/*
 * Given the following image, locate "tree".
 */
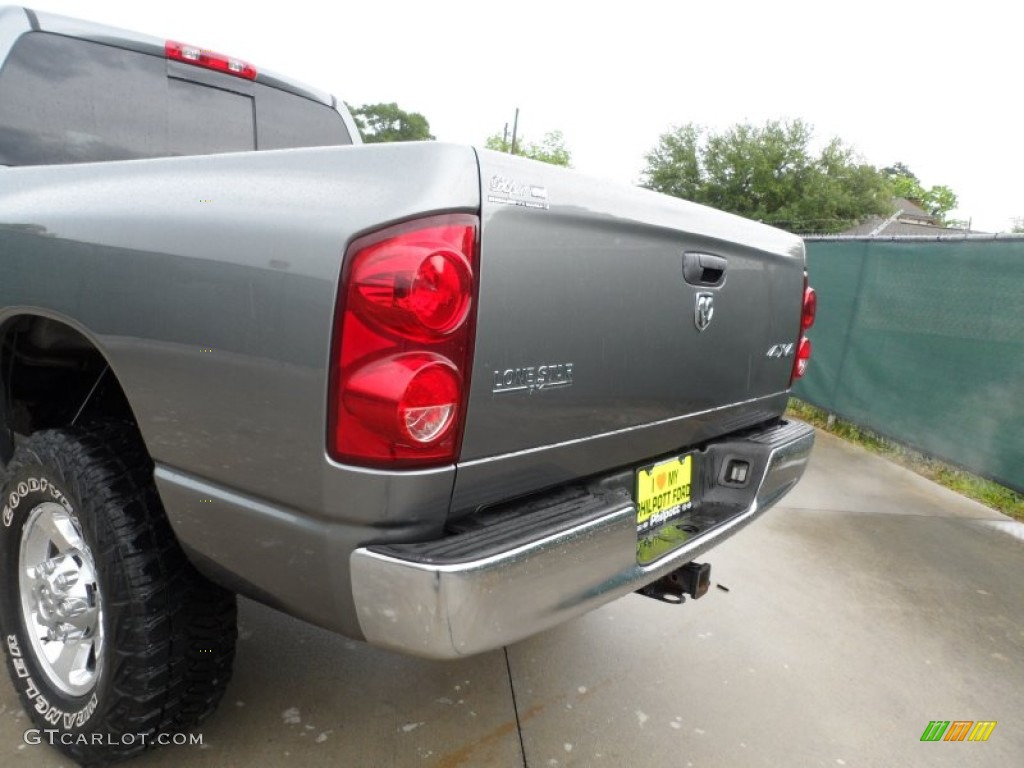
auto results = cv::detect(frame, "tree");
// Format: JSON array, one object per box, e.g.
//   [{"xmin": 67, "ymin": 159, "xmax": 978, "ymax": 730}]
[
  {"xmin": 881, "ymin": 162, "xmax": 916, "ymax": 183},
  {"xmin": 641, "ymin": 119, "xmax": 894, "ymax": 234},
  {"xmin": 349, "ymin": 102, "xmax": 434, "ymax": 143},
  {"xmin": 882, "ymin": 162, "xmax": 959, "ymax": 223},
  {"xmin": 485, "ymin": 130, "xmax": 572, "ymax": 167}
]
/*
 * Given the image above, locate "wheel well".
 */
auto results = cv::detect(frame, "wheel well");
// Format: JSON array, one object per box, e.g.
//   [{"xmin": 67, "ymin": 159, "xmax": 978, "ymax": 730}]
[{"xmin": 0, "ymin": 316, "xmax": 138, "ymax": 461}]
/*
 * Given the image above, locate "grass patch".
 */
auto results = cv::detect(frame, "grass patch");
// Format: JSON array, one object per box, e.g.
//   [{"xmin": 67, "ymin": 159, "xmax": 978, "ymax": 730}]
[{"xmin": 787, "ymin": 398, "xmax": 1024, "ymax": 521}]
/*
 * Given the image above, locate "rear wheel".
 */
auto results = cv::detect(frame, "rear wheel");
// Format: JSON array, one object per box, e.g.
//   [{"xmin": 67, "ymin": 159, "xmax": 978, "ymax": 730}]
[{"xmin": 0, "ymin": 424, "xmax": 236, "ymax": 765}]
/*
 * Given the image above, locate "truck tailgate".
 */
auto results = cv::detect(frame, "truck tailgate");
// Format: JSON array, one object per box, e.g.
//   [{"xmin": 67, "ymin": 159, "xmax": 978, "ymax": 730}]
[{"xmin": 454, "ymin": 149, "xmax": 806, "ymax": 511}]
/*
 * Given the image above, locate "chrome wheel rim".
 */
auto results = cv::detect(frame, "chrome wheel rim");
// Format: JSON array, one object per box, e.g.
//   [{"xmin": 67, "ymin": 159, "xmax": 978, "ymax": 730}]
[{"xmin": 19, "ymin": 502, "xmax": 104, "ymax": 697}]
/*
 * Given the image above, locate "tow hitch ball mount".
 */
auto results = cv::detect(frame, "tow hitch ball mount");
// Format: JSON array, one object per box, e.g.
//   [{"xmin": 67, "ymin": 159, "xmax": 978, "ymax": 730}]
[{"xmin": 636, "ymin": 562, "xmax": 712, "ymax": 604}]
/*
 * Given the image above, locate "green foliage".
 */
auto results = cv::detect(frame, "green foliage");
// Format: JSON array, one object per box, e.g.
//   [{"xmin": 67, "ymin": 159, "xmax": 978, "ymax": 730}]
[
  {"xmin": 882, "ymin": 162, "xmax": 959, "ymax": 222},
  {"xmin": 641, "ymin": 120, "xmax": 893, "ymax": 234},
  {"xmin": 887, "ymin": 173, "xmax": 922, "ymax": 199},
  {"xmin": 925, "ymin": 185, "xmax": 958, "ymax": 219},
  {"xmin": 485, "ymin": 130, "xmax": 572, "ymax": 167},
  {"xmin": 349, "ymin": 102, "xmax": 435, "ymax": 143},
  {"xmin": 881, "ymin": 162, "xmax": 917, "ymax": 182}
]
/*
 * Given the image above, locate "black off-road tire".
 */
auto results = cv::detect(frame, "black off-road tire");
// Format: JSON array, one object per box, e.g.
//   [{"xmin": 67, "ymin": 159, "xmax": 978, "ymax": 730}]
[{"xmin": 0, "ymin": 424, "xmax": 237, "ymax": 766}]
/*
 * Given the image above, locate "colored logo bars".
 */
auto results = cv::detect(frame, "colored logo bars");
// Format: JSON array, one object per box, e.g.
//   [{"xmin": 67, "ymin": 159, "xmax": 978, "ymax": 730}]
[{"xmin": 920, "ymin": 721, "xmax": 996, "ymax": 742}]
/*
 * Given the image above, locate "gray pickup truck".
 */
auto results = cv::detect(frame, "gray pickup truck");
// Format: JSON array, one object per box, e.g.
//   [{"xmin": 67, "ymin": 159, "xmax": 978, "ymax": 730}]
[{"xmin": 0, "ymin": 6, "xmax": 816, "ymax": 764}]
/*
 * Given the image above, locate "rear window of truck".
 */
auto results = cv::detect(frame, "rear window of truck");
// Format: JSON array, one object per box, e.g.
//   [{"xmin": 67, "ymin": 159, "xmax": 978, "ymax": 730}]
[{"xmin": 0, "ymin": 32, "xmax": 350, "ymax": 166}]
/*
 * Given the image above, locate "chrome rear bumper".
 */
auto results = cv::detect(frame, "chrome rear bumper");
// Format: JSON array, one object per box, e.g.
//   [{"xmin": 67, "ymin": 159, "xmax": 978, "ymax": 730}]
[{"xmin": 350, "ymin": 420, "xmax": 814, "ymax": 659}]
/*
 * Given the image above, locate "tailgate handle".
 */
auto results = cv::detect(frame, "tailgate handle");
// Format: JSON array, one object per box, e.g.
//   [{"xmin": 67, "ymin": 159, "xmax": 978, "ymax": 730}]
[{"xmin": 683, "ymin": 252, "xmax": 727, "ymax": 286}]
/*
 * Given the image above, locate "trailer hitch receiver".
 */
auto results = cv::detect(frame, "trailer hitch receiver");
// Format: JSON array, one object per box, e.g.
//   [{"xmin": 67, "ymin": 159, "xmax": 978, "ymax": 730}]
[{"xmin": 636, "ymin": 562, "xmax": 712, "ymax": 604}]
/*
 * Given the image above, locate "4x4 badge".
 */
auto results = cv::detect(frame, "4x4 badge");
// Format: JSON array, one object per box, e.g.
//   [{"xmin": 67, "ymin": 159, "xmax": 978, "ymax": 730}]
[{"xmin": 694, "ymin": 292, "xmax": 714, "ymax": 332}]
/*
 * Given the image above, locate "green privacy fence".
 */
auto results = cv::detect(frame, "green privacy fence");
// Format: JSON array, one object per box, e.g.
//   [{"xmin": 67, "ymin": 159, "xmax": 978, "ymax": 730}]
[{"xmin": 793, "ymin": 237, "xmax": 1024, "ymax": 494}]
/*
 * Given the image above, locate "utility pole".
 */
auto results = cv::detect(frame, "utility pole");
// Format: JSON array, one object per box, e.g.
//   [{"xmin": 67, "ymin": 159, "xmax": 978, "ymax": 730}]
[{"xmin": 510, "ymin": 107, "xmax": 519, "ymax": 156}]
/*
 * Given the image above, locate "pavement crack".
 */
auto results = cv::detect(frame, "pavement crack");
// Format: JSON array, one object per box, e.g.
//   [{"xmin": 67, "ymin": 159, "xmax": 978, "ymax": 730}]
[{"xmin": 504, "ymin": 646, "xmax": 529, "ymax": 768}]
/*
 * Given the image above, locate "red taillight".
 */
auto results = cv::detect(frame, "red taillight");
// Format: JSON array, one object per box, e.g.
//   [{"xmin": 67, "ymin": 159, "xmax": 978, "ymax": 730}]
[
  {"xmin": 398, "ymin": 359, "xmax": 461, "ymax": 443},
  {"xmin": 801, "ymin": 285, "xmax": 817, "ymax": 331},
  {"xmin": 165, "ymin": 41, "xmax": 257, "ymax": 80},
  {"xmin": 352, "ymin": 240, "xmax": 473, "ymax": 340},
  {"xmin": 330, "ymin": 215, "xmax": 478, "ymax": 467},
  {"xmin": 793, "ymin": 336, "xmax": 812, "ymax": 379},
  {"xmin": 342, "ymin": 354, "xmax": 459, "ymax": 445},
  {"xmin": 791, "ymin": 272, "xmax": 816, "ymax": 384}
]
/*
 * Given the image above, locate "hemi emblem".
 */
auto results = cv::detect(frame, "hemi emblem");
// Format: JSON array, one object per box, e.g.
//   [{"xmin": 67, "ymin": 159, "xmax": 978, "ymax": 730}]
[{"xmin": 694, "ymin": 292, "xmax": 714, "ymax": 332}]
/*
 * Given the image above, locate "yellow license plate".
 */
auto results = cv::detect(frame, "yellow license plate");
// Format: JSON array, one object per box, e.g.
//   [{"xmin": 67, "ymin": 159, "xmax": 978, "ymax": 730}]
[{"xmin": 635, "ymin": 455, "xmax": 693, "ymax": 534}]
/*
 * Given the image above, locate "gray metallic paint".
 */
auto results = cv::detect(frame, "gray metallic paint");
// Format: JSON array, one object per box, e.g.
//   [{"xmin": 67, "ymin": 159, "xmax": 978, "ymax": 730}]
[
  {"xmin": 0, "ymin": 6, "xmax": 357, "ymax": 136},
  {"xmin": 454, "ymin": 150, "xmax": 805, "ymax": 514},
  {"xmin": 1, "ymin": 143, "xmax": 483, "ymax": 635},
  {"xmin": 0, "ymin": 143, "xmax": 479, "ymax": 521},
  {"xmin": 0, "ymin": 13, "xmax": 810, "ymax": 642},
  {"xmin": 451, "ymin": 393, "xmax": 790, "ymax": 515},
  {"xmin": 0, "ymin": 142, "xmax": 805, "ymax": 638},
  {"xmin": 26, "ymin": 6, "xmax": 341, "ymax": 108}
]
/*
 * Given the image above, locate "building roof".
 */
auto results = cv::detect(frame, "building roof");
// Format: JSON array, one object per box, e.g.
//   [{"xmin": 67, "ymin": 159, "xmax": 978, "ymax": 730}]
[
  {"xmin": 841, "ymin": 215, "xmax": 892, "ymax": 237},
  {"xmin": 893, "ymin": 198, "xmax": 937, "ymax": 223},
  {"xmin": 879, "ymin": 221, "xmax": 977, "ymax": 237},
  {"xmin": 838, "ymin": 198, "xmax": 985, "ymax": 237}
]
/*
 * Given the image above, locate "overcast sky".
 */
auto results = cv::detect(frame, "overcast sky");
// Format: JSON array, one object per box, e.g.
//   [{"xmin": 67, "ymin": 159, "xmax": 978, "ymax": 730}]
[{"xmin": 31, "ymin": 0, "xmax": 1022, "ymax": 232}]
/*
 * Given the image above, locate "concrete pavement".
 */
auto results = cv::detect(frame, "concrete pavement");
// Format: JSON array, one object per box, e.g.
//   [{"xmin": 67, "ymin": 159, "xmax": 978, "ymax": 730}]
[{"xmin": 2, "ymin": 430, "xmax": 1022, "ymax": 766}]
